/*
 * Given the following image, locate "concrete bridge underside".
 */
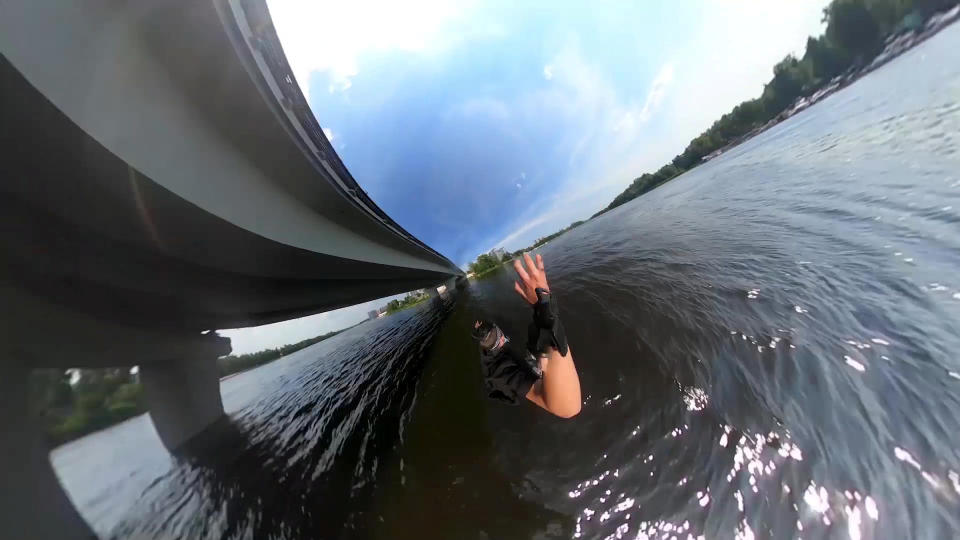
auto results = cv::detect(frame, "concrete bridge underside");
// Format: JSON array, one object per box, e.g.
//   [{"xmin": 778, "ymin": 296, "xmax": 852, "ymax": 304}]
[{"xmin": 0, "ymin": 0, "xmax": 461, "ymax": 537}]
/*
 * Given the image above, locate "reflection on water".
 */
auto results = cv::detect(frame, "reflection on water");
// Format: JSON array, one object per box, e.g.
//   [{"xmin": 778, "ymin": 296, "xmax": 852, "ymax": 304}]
[{"xmin": 53, "ymin": 22, "xmax": 960, "ymax": 540}]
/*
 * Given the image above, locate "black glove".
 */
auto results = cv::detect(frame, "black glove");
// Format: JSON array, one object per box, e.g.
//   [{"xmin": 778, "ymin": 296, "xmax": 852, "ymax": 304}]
[{"xmin": 526, "ymin": 288, "xmax": 569, "ymax": 356}]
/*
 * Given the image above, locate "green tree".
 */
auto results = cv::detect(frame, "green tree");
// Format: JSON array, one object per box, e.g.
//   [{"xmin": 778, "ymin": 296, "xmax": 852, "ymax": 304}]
[
  {"xmin": 29, "ymin": 330, "xmax": 349, "ymax": 447},
  {"xmin": 825, "ymin": 0, "xmax": 883, "ymax": 59},
  {"xmin": 216, "ymin": 330, "xmax": 344, "ymax": 376},
  {"xmin": 913, "ymin": 0, "xmax": 960, "ymax": 15},
  {"xmin": 803, "ymin": 36, "xmax": 850, "ymax": 81},
  {"xmin": 468, "ymin": 253, "xmax": 502, "ymax": 275},
  {"xmin": 29, "ymin": 369, "xmax": 74, "ymax": 412},
  {"xmin": 760, "ymin": 55, "xmax": 814, "ymax": 115}
]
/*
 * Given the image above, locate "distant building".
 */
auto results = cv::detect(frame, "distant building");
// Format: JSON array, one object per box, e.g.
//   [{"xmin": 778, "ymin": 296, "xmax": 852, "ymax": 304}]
[{"xmin": 489, "ymin": 247, "xmax": 507, "ymax": 261}]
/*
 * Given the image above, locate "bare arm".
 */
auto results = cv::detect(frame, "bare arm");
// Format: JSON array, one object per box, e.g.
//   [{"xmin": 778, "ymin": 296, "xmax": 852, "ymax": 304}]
[
  {"xmin": 513, "ymin": 253, "xmax": 582, "ymax": 418},
  {"xmin": 526, "ymin": 345, "xmax": 581, "ymax": 418}
]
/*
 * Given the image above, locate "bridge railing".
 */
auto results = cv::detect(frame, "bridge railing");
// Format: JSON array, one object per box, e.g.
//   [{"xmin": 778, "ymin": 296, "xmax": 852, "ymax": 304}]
[{"xmin": 224, "ymin": 0, "xmax": 457, "ymax": 272}]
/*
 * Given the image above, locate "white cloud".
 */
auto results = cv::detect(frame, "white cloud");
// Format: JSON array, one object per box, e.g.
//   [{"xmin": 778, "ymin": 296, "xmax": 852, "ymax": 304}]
[
  {"xmin": 322, "ymin": 127, "xmax": 335, "ymax": 142},
  {"xmin": 613, "ymin": 63, "xmax": 673, "ymax": 132},
  {"xmin": 638, "ymin": 63, "xmax": 675, "ymax": 122},
  {"xmin": 465, "ymin": 45, "xmax": 681, "ymax": 255},
  {"xmin": 270, "ymin": 0, "xmax": 833, "ymax": 264},
  {"xmin": 452, "ymin": 97, "xmax": 511, "ymax": 122},
  {"xmin": 267, "ymin": 0, "xmax": 478, "ymax": 99},
  {"xmin": 482, "ymin": 2, "xmax": 830, "ymax": 254},
  {"xmin": 490, "ymin": 212, "xmax": 553, "ymax": 251}
]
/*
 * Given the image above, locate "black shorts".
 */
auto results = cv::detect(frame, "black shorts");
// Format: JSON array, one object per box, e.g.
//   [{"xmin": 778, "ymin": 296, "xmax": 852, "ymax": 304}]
[{"xmin": 480, "ymin": 346, "xmax": 540, "ymax": 405}]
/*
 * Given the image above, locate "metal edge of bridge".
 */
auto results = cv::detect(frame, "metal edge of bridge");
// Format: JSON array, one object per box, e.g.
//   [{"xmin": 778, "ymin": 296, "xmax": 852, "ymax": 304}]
[
  {"xmin": 1, "ymin": 0, "xmax": 461, "ymax": 278},
  {"xmin": 220, "ymin": 0, "xmax": 461, "ymax": 274},
  {"xmin": 1, "ymin": 0, "xmax": 467, "ymax": 330},
  {"xmin": 0, "ymin": 52, "xmax": 454, "ymax": 331}
]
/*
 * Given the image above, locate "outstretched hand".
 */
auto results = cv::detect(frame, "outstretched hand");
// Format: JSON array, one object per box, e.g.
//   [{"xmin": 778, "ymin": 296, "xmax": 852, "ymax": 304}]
[{"xmin": 513, "ymin": 253, "xmax": 549, "ymax": 304}]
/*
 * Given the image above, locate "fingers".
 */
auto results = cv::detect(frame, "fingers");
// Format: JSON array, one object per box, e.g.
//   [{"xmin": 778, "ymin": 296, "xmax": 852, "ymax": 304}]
[
  {"xmin": 513, "ymin": 258, "xmax": 531, "ymax": 283},
  {"xmin": 514, "ymin": 281, "xmax": 526, "ymax": 299},
  {"xmin": 536, "ymin": 253, "xmax": 549, "ymax": 289},
  {"xmin": 523, "ymin": 252, "xmax": 537, "ymax": 276}
]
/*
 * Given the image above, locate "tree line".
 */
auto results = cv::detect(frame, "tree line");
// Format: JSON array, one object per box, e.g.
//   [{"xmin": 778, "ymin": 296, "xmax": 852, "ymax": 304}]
[
  {"xmin": 512, "ymin": 220, "xmax": 586, "ymax": 257},
  {"xmin": 29, "ymin": 367, "xmax": 146, "ymax": 447},
  {"xmin": 596, "ymin": 0, "xmax": 958, "ymax": 216},
  {"xmin": 467, "ymin": 220, "xmax": 586, "ymax": 276},
  {"xmin": 468, "ymin": 252, "xmax": 505, "ymax": 276},
  {"xmin": 28, "ymin": 329, "xmax": 347, "ymax": 447},
  {"xmin": 215, "ymin": 329, "xmax": 343, "ymax": 377},
  {"xmin": 384, "ymin": 290, "xmax": 432, "ymax": 314}
]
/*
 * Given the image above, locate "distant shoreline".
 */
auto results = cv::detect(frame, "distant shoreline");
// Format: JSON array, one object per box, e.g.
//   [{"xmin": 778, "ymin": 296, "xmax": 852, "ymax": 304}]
[
  {"xmin": 470, "ymin": 265, "xmax": 504, "ymax": 279},
  {"xmin": 701, "ymin": 9, "xmax": 959, "ymax": 165},
  {"xmin": 594, "ymin": 4, "xmax": 960, "ymax": 219}
]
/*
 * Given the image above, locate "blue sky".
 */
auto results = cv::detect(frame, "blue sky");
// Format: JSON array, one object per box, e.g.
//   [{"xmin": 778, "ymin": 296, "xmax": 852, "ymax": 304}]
[{"xmin": 223, "ymin": 0, "xmax": 830, "ymax": 354}]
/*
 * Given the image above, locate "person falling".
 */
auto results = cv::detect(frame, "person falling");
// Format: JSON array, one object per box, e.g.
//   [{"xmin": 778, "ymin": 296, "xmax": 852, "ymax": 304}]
[{"xmin": 472, "ymin": 253, "xmax": 581, "ymax": 418}]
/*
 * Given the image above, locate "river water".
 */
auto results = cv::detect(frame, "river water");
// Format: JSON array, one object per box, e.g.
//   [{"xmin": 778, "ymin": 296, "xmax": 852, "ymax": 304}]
[{"xmin": 53, "ymin": 23, "xmax": 960, "ymax": 540}]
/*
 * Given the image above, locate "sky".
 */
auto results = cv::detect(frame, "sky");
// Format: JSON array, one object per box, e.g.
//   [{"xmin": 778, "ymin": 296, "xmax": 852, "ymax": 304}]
[
  {"xmin": 221, "ymin": 294, "xmax": 405, "ymax": 354},
  {"xmin": 224, "ymin": 0, "xmax": 831, "ymax": 355}
]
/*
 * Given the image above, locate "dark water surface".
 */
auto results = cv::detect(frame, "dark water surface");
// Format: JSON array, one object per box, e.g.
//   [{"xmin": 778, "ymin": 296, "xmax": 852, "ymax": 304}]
[
  {"xmin": 54, "ymin": 300, "xmax": 460, "ymax": 538},
  {"xmin": 54, "ymin": 24, "xmax": 960, "ymax": 539}
]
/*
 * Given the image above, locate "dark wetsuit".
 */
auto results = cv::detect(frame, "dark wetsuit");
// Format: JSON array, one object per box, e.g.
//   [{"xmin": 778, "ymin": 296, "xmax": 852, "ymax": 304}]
[
  {"xmin": 474, "ymin": 289, "xmax": 566, "ymax": 406},
  {"xmin": 479, "ymin": 342, "xmax": 541, "ymax": 405}
]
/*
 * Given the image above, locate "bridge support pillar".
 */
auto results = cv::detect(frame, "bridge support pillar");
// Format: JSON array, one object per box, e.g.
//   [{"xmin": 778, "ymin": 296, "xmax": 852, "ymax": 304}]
[
  {"xmin": 433, "ymin": 277, "xmax": 457, "ymax": 298},
  {"xmin": 0, "ymin": 285, "xmax": 236, "ymax": 535},
  {"xmin": 141, "ymin": 334, "xmax": 231, "ymax": 452},
  {"xmin": 0, "ymin": 361, "xmax": 94, "ymax": 540}
]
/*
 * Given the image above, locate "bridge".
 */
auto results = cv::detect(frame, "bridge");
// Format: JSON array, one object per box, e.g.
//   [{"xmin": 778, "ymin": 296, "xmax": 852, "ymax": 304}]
[{"xmin": 0, "ymin": 0, "xmax": 461, "ymax": 537}]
